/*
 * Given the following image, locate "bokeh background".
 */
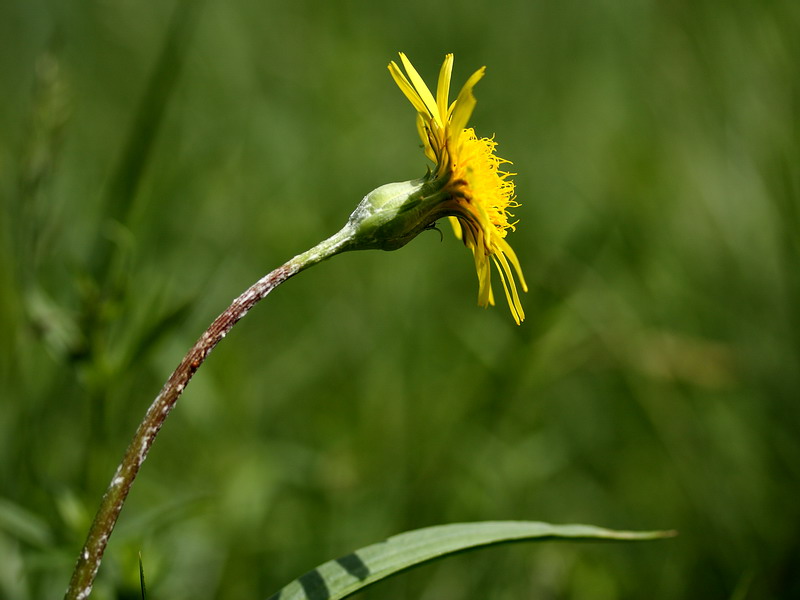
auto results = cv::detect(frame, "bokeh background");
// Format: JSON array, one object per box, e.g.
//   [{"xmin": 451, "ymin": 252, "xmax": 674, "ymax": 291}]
[{"xmin": 2, "ymin": 0, "xmax": 799, "ymax": 598}]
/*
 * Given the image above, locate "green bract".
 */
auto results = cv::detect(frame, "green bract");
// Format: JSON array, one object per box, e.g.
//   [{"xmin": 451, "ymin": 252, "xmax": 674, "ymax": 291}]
[{"xmin": 345, "ymin": 177, "xmax": 450, "ymax": 251}]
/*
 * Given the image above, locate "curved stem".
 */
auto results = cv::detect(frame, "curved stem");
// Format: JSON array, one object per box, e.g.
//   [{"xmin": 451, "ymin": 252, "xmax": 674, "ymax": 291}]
[{"xmin": 65, "ymin": 226, "xmax": 355, "ymax": 600}]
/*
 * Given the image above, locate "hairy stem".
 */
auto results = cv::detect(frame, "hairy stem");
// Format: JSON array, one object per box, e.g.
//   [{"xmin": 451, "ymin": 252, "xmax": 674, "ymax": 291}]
[{"xmin": 65, "ymin": 226, "xmax": 355, "ymax": 600}]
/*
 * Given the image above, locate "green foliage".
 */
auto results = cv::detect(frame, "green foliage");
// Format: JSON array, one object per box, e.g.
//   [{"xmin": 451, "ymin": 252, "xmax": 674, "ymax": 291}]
[
  {"xmin": 268, "ymin": 521, "xmax": 673, "ymax": 600},
  {"xmin": 1, "ymin": 0, "xmax": 799, "ymax": 598}
]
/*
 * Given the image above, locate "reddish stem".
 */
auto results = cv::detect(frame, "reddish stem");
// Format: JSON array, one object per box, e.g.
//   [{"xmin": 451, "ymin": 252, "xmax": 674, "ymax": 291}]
[{"xmin": 65, "ymin": 228, "xmax": 353, "ymax": 599}]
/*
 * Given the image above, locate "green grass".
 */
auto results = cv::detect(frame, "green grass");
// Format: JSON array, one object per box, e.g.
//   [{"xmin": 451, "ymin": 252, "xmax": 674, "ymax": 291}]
[{"xmin": 1, "ymin": 0, "xmax": 799, "ymax": 598}]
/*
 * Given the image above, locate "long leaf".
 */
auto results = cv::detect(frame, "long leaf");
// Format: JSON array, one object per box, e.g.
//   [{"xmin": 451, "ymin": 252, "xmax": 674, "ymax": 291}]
[{"xmin": 266, "ymin": 521, "xmax": 675, "ymax": 600}]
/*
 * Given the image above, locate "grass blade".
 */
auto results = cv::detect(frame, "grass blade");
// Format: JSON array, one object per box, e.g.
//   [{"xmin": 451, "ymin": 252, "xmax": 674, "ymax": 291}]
[{"xmin": 267, "ymin": 521, "xmax": 676, "ymax": 600}]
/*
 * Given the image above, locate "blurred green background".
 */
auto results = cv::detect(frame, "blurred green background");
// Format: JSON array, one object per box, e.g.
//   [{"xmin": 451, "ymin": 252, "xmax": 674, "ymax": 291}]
[{"xmin": 2, "ymin": 0, "xmax": 799, "ymax": 598}]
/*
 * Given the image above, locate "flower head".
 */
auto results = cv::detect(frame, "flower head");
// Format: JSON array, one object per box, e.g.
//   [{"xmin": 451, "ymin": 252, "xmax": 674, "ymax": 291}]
[{"xmin": 387, "ymin": 53, "xmax": 527, "ymax": 324}]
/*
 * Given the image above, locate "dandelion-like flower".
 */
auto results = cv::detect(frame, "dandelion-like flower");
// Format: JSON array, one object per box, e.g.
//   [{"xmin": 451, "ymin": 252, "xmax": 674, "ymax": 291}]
[
  {"xmin": 387, "ymin": 53, "xmax": 528, "ymax": 324},
  {"xmin": 65, "ymin": 54, "xmax": 533, "ymax": 598}
]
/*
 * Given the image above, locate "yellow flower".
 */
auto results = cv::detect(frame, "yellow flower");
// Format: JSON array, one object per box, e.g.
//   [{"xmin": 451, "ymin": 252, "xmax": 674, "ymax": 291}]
[{"xmin": 388, "ymin": 53, "xmax": 528, "ymax": 324}]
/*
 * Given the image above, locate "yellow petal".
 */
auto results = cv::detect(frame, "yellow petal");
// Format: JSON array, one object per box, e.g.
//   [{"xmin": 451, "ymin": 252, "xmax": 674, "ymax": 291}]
[
  {"xmin": 398, "ymin": 53, "xmax": 441, "ymax": 127},
  {"xmin": 448, "ymin": 215, "xmax": 462, "ymax": 240},
  {"xmin": 496, "ymin": 236, "xmax": 528, "ymax": 293},
  {"xmin": 388, "ymin": 61, "xmax": 431, "ymax": 119},
  {"xmin": 415, "ymin": 114, "xmax": 437, "ymax": 162},
  {"xmin": 450, "ymin": 67, "xmax": 485, "ymax": 136},
  {"xmin": 492, "ymin": 252, "xmax": 525, "ymax": 324},
  {"xmin": 436, "ymin": 54, "xmax": 453, "ymax": 124},
  {"xmin": 476, "ymin": 253, "xmax": 494, "ymax": 307}
]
